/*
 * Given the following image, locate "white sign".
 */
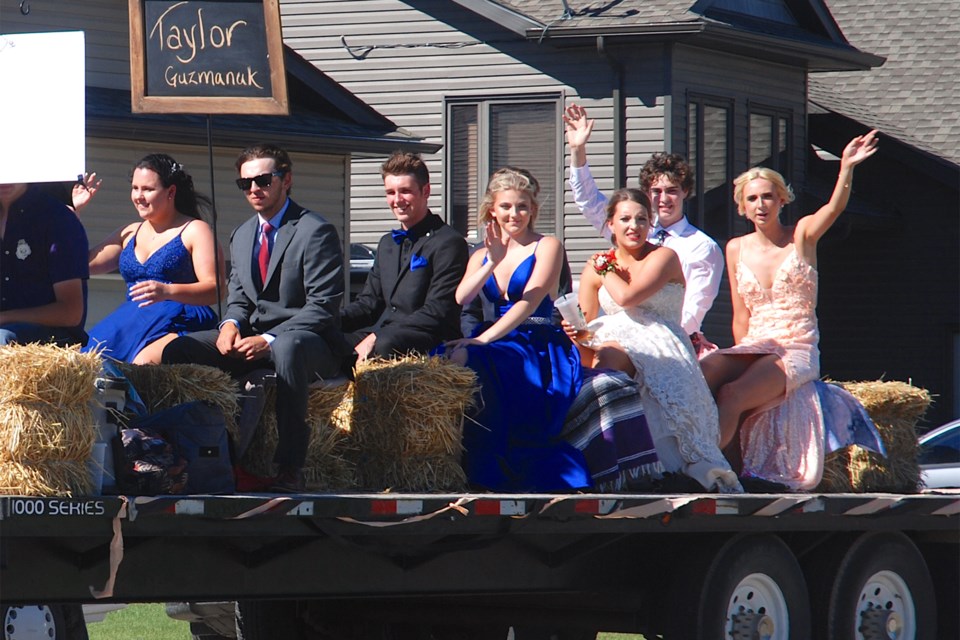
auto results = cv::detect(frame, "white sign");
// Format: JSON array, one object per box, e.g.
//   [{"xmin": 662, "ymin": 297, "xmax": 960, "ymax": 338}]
[{"xmin": 0, "ymin": 31, "xmax": 85, "ymax": 183}]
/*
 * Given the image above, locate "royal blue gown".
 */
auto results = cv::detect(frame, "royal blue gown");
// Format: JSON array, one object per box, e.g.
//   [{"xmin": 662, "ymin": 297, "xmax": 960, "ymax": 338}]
[
  {"xmin": 458, "ymin": 250, "xmax": 590, "ymax": 492},
  {"xmin": 85, "ymin": 222, "xmax": 217, "ymax": 362}
]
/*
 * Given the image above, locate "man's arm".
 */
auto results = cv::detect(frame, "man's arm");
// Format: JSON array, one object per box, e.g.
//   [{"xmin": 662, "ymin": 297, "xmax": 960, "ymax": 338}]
[
  {"xmin": 222, "ymin": 227, "xmax": 256, "ymax": 331},
  {"xmin": 341, "ymin": 239, "xmax": 387, "ymax": 332},
  {"xmin": 564, "ymin": 104, "xmax": 610, "ymax": 238},
  {"xmin": 267, "ymin": 216, "xmax": 345, "ymax": 336},
  {"xmin": 679, "ymin": 235, "xmax": 724, "ymax": 335},
  {"xmin": 0, "ymin": 279, "xmax": 85, "ymax": 327}
]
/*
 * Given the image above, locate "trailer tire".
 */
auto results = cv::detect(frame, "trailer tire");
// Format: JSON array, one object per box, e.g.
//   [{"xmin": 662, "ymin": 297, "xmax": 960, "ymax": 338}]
[
  {"xmin": 2, "ymin": 604, "xmax": 69, "ymax": 640},
  {"xmin": 665, "ymin": 534, "xmax": 810, "ymax": 640},
  {"xmin": 826, "ymin": 532, "xmax": 936, "ymax": 640}
]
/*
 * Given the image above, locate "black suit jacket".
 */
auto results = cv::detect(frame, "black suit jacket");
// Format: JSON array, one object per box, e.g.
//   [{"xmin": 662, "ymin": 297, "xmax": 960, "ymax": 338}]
[
  {"xmin": 341, "ymin": 212, "xmax": 468, "ymax": 347},
  {"xmin": 224, "ymin": 200, "xmax": 349, "ymax": 356}
]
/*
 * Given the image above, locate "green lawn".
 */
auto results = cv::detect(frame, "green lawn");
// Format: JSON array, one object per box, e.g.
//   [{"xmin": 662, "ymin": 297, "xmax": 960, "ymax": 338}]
[
  {"xmin": 86, "ymin": 603, "xmax": 645, "ymax": 639},
  {"xmin": 86, "ymin": 603, "xmax": 191, "ymax": 640}
]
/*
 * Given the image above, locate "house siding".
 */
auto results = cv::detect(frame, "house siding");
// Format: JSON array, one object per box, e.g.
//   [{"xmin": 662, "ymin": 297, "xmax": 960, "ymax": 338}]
[
  {"xmin": 281, "ymin": 1, "xmax": 671, "ymax": 272},
  {"xmin": 6, "ymin": 1, "xmax": 353, "ymax": 323}
]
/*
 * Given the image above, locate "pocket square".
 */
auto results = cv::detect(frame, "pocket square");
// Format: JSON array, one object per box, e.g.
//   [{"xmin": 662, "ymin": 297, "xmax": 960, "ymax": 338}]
[{"xmin": 410, "ymin": 254, "xmax": 428, "ymax": 271}]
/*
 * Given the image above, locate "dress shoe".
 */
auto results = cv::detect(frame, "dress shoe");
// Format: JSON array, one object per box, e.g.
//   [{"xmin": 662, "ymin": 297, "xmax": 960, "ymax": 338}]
[{"xmin": 270, "ymin": 467, "xmax": 306, "ymax": 493}]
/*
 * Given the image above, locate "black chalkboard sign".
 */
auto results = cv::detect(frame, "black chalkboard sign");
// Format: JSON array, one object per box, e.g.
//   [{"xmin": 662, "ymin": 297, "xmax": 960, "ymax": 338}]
[{"xmin": 129, "ymin": 0, "xmax": 288, "ymax": 114}]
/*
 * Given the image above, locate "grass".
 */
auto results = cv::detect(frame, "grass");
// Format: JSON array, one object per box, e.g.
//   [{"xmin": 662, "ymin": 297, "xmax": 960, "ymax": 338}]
[
  {"xmin": 86, "ymin": 603, "xmax": 192, "ymax": 640},
  {"xmin": 85, "ymin": 603, "xmax": 647, "ymax": 639}
]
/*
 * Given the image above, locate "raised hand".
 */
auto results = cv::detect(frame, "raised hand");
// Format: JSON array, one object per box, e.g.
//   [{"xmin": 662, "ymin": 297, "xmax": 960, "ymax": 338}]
[
  {"xmin": 563, "ymin": 103, "xmax": 594, "ymax": 149},
  {"xmin": 841, "ymin": 129, "xmax": 879, "ymax": 167},
  {"xmin": 484, "ymin": 220, "xmax": 508, "ymax": 265},
  {"xmin": 72, "ymin": 172, "xmax": 102, "ymax": 214}
]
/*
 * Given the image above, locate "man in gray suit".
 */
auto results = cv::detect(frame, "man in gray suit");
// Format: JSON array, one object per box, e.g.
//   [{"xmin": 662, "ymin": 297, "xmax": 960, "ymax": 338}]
[{"xmin": 163, "ymin": 144, "xmax": 350, "ymax": 492}]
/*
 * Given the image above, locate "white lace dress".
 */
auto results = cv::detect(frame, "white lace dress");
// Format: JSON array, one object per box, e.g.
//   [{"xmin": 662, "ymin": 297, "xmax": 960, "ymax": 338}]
[{"xmin": 590, "ymin": 283, "xmax": 741, "ymax": 492}]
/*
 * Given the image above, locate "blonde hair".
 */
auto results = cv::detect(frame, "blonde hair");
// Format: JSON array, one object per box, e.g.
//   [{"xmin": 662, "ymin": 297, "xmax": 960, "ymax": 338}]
[
  {"xmin": 477, "ymin": 168, "xmax": 540, "ymax": 230},
  {"xmin": 733, "ymin": 167, "xmax": 796, "ymax": 215}
]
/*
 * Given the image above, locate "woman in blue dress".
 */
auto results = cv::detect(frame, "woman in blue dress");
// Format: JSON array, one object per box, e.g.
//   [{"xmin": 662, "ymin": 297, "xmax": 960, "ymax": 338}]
[
  {"xmin": 83, "ymin": 154, "xmax": 223, "ymax": 364},
  {"xmin": 443, "ymin": 168, "xmax": 590, "ymax": 492}
]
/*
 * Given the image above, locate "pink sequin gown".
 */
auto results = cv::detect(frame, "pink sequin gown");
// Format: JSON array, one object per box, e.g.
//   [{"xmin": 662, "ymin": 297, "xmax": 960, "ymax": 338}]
[{"xmin": 716, "ymin": 243, "xmax": 825, "ymax": 490}]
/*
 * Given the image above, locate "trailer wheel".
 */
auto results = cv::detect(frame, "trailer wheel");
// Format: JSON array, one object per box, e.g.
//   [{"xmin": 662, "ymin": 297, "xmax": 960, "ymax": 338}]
[
  {"xmin": 826, "ymin": 532, "xmax": 936, "ymax": 640},
  {"xmin": 666, "ymin": 534, "xmax": 810, "ymax": 640},
  {"xmin": 2, "ymin": 604, "xmax": 68, "ymax": 640}
]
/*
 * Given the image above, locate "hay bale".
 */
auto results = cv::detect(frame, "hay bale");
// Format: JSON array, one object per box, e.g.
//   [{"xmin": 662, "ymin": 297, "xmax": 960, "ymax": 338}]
[
  {"xmin": 0, "ymin": 344, "xmax": 101, "ymax": 406},
  {"xmin": 118, "ymin": 363, "xmax": 240, "ymax": 433},
  {"xmin": 0, "ymin": 460, "xmax": 93, "ymax": 497},
  {"xmin": 239, "ymin": 356, "xmax": 476, "ymax": 492},
  {"xmin": 241, "ymin": 382, "xmax": 357, "ymax": 490},
  {"xmin": 817, "ymin": 380, "xmax": 930, "ymax": 493},
  {"xmin": 0, "ymin": 402, "xmax": 94, "ymax": 463},
  {"xmin": 349, "ymin": 356, "xmax": 475, "ymax": 491}
]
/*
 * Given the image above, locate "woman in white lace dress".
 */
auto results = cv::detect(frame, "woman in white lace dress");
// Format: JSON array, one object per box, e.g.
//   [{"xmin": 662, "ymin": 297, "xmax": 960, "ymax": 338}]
[{"xmin": 576, "ymin": 189, "xmax": 741, "ymax": 493}]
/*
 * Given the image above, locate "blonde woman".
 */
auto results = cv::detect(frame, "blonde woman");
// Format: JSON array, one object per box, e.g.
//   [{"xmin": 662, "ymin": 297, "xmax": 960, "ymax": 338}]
[
  {"xmin": 443, "ymin": 168, "xmax": 590, "ymax": 492},
  {"xmin": 700, "ymin": 130, "xmax": 879, "ymax": 490}
]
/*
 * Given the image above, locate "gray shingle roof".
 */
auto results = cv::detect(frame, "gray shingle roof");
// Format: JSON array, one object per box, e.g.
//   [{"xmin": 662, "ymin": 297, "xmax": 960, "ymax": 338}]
[
  {"xmin": 810, "ymin": 0, "xmax": 960, "ymax": 165},
  {"xmin": 493, "ymin": 0, "xmax": 701, "ymax": 26}
]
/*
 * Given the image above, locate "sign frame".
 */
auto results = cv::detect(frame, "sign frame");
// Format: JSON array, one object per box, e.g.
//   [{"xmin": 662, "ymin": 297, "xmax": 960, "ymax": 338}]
[{"xmin": 128, "ymin": 0, "xmax": 288, "ymax": 114}]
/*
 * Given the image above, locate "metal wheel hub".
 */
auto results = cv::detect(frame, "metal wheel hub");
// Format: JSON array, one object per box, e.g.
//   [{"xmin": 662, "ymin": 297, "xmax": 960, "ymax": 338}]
[
  {"xmin": 729, "ymin": 610, "xmax": 775, "ymax": 640},
  {"xmin": 3, "ymin": 605, "xmax": 58, "ymax": 639},
  {"xmin": 856, "ymin": 570, "xmax": 914, "ymax": 640},
  {"xmin": 726, "ymin": 572, "xmax": 787, "ymax": 640}
]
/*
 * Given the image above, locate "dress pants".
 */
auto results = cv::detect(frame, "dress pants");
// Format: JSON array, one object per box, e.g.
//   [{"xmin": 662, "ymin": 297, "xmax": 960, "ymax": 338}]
[{"xmin": 162, "ymin": 329, "xmax": 340, "ymax": 469}]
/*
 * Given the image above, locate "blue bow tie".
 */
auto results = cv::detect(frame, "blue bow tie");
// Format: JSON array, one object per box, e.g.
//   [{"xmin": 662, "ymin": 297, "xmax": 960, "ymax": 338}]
[{"xmin": 391, "ymin": 228, "xmax": 416, "ymax": 244}]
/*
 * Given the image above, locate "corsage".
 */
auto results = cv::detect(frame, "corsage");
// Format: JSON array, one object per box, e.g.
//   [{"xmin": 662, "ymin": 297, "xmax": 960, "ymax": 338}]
[{"xmin": 593, "ymin": 249, "xmax": 617, "ymax": 276}]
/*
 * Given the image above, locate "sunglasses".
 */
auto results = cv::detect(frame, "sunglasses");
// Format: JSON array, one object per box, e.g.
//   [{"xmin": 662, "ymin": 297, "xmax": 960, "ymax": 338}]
[{"xmin": 236, "ymin": 171, "xmax": 285, "ymax": 191}]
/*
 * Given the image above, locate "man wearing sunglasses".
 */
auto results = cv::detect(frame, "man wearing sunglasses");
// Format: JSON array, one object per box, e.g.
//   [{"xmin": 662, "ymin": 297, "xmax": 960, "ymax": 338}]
[
  {"xmin": 341, "ymin": 151, "xmax": 468, "ymax": 361},
  {"xmin": 163, "ymin": 143, "xmax": 351, "ymax": 492}
]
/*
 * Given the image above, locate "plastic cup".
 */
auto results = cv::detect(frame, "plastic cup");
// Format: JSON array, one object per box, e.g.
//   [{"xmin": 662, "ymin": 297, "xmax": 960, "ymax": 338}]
[{"xmin": 554, "ymin": 293, "xmax": 587, "ymax": 330}]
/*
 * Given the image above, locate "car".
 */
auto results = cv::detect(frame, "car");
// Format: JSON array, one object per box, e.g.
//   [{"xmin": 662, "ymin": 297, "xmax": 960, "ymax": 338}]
[
  {"xmin": 349, "ymin": 243, "xmax": 376, "ymax": 300},
  {"xmin": 917, "ymin": 418, "xmax": 960, "ymax": 489}
]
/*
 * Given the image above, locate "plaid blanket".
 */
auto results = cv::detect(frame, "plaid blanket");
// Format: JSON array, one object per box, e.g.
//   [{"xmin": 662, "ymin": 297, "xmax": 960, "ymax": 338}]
[{"xmin": 562, "ymin": 368, "xmax": 663, "ymax": 491}]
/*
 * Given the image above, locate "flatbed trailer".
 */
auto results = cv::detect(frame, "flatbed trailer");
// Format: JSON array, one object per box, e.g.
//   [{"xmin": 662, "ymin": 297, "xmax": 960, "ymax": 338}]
[{"xmin": 1, "ymin": 490, "xmax": 958, "ymax": 639}]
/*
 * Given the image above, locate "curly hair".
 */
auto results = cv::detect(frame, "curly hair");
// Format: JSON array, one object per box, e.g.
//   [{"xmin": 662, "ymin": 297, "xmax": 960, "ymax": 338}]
[
  {"xmin": 133, "ymin": 153, "xmax": 212, "ymax": 221},
  {"xmin": 234, "ymin": 144, "xmax": 293, "ymax": 196},
  {"xmin": 732, "ymin": 166, "xmax": 795, "ymax": 215},
  {"xmin": 477, "ymin": 168, "xmax": 539, "ymax": 230},
  {"xmin": 639, "ymin": 152, "xmax": 694, "ymax": 196}
]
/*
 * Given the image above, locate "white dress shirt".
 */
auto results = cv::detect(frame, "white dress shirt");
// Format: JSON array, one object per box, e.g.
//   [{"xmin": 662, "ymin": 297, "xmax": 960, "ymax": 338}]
[{"xmin": 569, "ymin": 163, "xmax": 724, "ymax": 335}]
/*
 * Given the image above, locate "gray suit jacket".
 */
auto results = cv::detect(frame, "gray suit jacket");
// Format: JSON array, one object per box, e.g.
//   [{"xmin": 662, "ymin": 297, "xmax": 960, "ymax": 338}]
[{"xmin": 224, "ymin": 200, "xmax": 348, "ymax": 356}]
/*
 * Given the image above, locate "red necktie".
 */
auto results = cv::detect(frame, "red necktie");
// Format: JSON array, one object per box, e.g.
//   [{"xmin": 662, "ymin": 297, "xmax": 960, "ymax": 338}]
[{"xmin": 258, "ymin": 222, "xmax": 273, "ymax": 285}]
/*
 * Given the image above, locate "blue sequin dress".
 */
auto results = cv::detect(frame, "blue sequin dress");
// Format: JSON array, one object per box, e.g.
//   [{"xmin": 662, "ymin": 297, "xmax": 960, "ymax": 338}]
[
  {"xmin": 85, "ymin": 222, "xmax": 217, "ymax": 362},
  {"xmin": 458, "ymin": 249, "xmax": 590, "ymax": 492}
]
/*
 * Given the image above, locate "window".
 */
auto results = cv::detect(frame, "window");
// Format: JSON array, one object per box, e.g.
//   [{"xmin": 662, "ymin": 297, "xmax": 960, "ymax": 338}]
[
  {"xmin": 749, "ymin": 107, "xmax": 792, "ymax": 175},
  {"xmin": 687, "ymin": 96, "xmax": 735, "ymax": 242},
  {"xmin": 447, "ymin": 97, "xmax": 560, "ymax": 239}
]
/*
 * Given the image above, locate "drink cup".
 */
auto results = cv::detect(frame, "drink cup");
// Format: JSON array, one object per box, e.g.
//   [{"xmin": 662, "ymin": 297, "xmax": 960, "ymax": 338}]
[{"xmin": 554, "ymin": 293, "xmax": 587, "ymax": 330}]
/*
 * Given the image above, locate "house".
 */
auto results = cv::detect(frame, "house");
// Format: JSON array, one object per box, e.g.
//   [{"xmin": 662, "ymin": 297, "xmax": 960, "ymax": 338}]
[
  {"xmin": 807, "ymin": 0, "xmax": 960, "ymax": 425},
  {"xmin": 288, "ymin": 0, "xmax": 957, "ymax": 423},
  {"xmin": 2, "ymin": 0, "xmax": 435, "ymax": 324}
]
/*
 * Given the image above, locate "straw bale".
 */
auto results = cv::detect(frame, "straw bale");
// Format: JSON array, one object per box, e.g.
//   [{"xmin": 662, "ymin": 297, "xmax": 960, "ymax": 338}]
[
  {"xmin": 241, "ymin": 383, "xmax": 357, "ymax": 489},
  {"xmin": 817, "ymin": 380, "xmax": 930, "ymax": 493},
  {"xmin": 117, "ymin": 363, "xmax": 240, "ymax": 433},
  {"xmin": 0, "ymin": 402, "xmax": 94, "ymax": 463},
  {"xmin": 0, "ymin": 344, "xmax": 101, "ymax": 407},
  {"xmin": 0, "ymin": 460, "xmax": 93, "ymax": 497},
  {"xmin": 239, "ymin": 356, "xmax": 477, "ymax": 492},
  {"xmin": 348, "ymin": 356, "xmax": 476, "ymax": 491}
]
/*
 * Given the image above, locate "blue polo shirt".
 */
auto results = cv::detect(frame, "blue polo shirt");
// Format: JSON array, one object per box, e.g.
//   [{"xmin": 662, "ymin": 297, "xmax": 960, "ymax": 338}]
[{"xmin": 0, "ymin": 185, "xmax": 90, "ymax": 335}]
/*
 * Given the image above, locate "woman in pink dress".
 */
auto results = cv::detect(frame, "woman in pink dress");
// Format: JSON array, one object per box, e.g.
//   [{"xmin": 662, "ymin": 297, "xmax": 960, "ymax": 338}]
[{"xmin": 700, "ymin": 130, "xmax": 879, "ymax": 490}]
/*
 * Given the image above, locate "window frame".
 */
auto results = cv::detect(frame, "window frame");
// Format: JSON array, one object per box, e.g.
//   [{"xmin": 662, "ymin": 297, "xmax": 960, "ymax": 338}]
[
  {"xmin": 444, "ymin": 93, "xmax": 563, "ymax": 241},
  {"xmin": 686, "ymin": 93, "xmax": 736, "ymax": 241}
]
